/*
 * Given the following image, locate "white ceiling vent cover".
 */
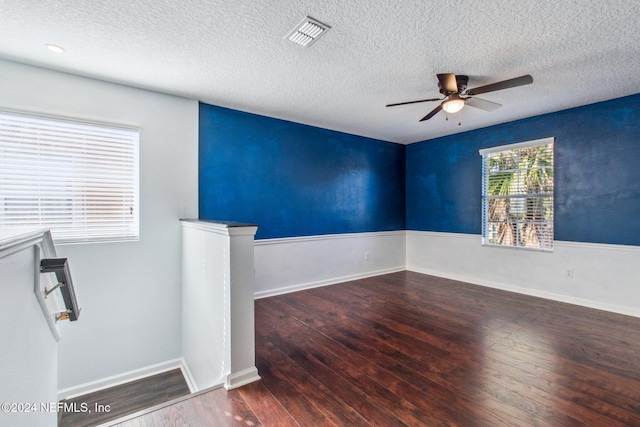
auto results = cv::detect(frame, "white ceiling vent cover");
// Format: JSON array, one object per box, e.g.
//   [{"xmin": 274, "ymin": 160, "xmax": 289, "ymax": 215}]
[{"xmin": 286, "ymin": 16, "xmax": 330, "ymax": 47}]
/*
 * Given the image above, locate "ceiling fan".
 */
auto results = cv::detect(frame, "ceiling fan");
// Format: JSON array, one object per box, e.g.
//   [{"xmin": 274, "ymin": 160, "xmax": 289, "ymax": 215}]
[{"xmin": 386, "ymin": 73, "xmax": 533, "ymax": 122}]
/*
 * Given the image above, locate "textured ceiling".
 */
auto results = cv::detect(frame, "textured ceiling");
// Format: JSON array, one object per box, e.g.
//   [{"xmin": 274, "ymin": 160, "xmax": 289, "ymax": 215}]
[{"xmin": 1, "ymin": 0, "xmax": 639, "ymax": 144}]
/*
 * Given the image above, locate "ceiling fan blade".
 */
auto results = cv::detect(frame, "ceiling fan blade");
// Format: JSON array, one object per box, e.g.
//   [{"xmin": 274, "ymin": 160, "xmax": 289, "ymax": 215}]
[
  {"xmin": 437, "ymin": 73, "xmax": 458, "ymax": 93},
  {"xmin": 465, "ymin": 97, "xmax": 502, "ymax": 112},
  {"xmin": 419, "ymin": 105, "xmax": 442, "ymax": 122},
  {"xmin": 465, "ymin": 75, "xmax": 533, "ymax": 96},
  {"xmin": 386, "ymin": 98, "xmax": 442, "ymax": 107}
]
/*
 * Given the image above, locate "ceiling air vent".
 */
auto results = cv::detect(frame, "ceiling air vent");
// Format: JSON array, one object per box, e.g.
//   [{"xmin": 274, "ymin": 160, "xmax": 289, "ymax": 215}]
[{"xmin": 286, "ymin": 16, "xmax": 330, "ymax": 47}]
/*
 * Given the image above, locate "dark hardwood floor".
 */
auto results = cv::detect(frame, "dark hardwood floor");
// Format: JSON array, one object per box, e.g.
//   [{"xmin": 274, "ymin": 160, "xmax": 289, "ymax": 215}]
[
  {"xmin": 59, "ymin": 368, "xmax": 190, "ymax": 427},
  {"xmin": 115, "ymin": 271, "xmax": 640, "ymax": 426}
]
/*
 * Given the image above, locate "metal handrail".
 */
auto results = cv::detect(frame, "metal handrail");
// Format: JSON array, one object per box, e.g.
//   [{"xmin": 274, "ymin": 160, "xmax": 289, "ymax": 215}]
[{"xmin": 40, "ymin": 258, "xmax": 80, "ymax": 322}]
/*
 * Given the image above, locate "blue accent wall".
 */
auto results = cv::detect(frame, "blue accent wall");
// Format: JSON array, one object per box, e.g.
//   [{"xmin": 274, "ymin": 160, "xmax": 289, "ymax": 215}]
[
  {"xmin": 406, "ymin": 93, "xmax": 640, "ymax": 246},
  {"xmin": 199, "ymin": 103, "xmax": 406, "ymax": 240}
]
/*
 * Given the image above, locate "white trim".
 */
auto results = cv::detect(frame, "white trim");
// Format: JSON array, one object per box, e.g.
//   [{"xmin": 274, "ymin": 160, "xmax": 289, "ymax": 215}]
[
  {"xmin": 478, "ymin": 136, "xmax": 554, "ymax": 155},
  {"xmin": 94, "ymin": 383, "xmax": 225, "ymax": 427},
  {"xmin": 406, "ymin": 230, "xmax": 640, "ymax": 254},
  {"xmin": 224, "ymin": 367, "xmax": 261, "ymax": 390},
  {"xmin": 405, "ymin": 230, "xmax": 478, "ymax": 240},
  {"xmin": 180, "ymin": 219, "xmax": 258, "ymax": 237},
  {"xmin": 255, "ymin": 230, "xmax": 405, "ymax": 245},
  {"xmin": 255, "ymin": 266, "xmax": 405, "ymax": 299},
  {"xmin": 0, "ymin": 107, "xmax": 139, "ymax": 132},
  {"xmin": 407, "ymin": 264, "xmax": 640, "ymax": 319},
  {"xmin": 254, "ymin": 230, "xmax": 406, "ymax": 298},
  {"xmin": 178, "ymin": 358, "xmax": 197, "ymax": 393},
  {"xmin": 406, "ymin": 230, "xmax": 640, "ymax": 318},
  {"xmin": 554, "ymin": 239, "xmax": 640, "ymax": 253},
  {"xmin": 0, "ymin": 228, "xmax": 52, "ymax": 260},
  {"xmin": 57, "ymin": 358, "xmax": 191, "ymax": 400}
]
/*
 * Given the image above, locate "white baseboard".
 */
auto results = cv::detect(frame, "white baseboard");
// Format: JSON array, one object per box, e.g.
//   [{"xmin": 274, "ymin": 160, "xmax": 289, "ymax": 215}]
[
  {"xmin": 407, "ymin": 265, "xmax": 640, "ymax": 319},
  {"xmin": 224, "ymin": 367, "xmax": 261, "ymax": 390},
  {"xmin": 254, "ymin": 231, "xmax": 406, "ymax": 299},
  {"xmin": 178, "ymin": 358, "xmax": 198, "ymax": 393},
  {"xmin": 58, "ymin": 358, "xmax": 192, "ymax": 400},
  {"xmin": 406, "ymin": 230, "xmax": 640, "ymax": 319},
  {"xmin": 254, "ymin": 266, "xmax": 405, "ymax": 299}
]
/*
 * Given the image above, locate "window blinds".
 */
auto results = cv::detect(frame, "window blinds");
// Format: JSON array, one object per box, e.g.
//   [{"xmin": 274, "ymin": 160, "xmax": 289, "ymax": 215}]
[
  {"xmin": 0, "ymin": 111, "xmax": 139, "ymax": 244},
  {"xmin": 480, "ymin": 137, "xmax": 554, "ymax": 251}
]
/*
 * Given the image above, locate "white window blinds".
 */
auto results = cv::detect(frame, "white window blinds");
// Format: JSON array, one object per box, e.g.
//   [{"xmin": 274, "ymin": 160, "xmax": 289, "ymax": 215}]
[
  {"xmin": 0, "ymin": 111, "xmax": 139, "ymax": 244},
  {"xmin": 480, "ymin": 137, "xmax": 554, "ymax": 251}
]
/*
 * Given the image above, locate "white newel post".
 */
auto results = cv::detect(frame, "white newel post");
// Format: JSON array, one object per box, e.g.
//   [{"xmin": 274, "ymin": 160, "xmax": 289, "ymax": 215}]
[{"xmin": 180, "ymin": 220, "xmax": 260, "ymax": 392}]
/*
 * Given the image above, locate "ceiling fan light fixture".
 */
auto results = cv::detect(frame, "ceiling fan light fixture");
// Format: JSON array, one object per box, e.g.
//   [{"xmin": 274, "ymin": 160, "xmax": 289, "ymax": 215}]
[{"xmin": 442, "ymin": 95, "xmax": 466, "ymax": 114}]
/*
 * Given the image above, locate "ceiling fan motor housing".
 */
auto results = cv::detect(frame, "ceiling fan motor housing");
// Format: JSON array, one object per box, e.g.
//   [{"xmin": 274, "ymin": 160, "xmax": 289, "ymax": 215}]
[
  {"xmin": 455, "ymin": 75, "xmax": 468, "ymax": 93},
  {"xmin": 438, "ymin": 74, "xmax": 469, "ymax": 95}
]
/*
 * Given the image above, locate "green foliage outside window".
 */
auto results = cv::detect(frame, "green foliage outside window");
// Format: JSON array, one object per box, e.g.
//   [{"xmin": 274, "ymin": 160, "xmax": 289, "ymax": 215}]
[{"xmin": 483, "ymin": 143, "xmax": 554, "ymax": 250}]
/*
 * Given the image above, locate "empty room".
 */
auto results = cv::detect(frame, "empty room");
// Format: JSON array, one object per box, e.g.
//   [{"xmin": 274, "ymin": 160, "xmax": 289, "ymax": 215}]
[{"xmin": 1, "ymin": 1, "xmax": 639, "ymax": 426}]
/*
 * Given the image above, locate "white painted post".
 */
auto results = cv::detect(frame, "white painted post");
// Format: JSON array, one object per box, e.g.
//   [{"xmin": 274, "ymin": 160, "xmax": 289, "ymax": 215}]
[{"xmin": 180, "ymin": 220, "xmax": 260, "ymax": 392}]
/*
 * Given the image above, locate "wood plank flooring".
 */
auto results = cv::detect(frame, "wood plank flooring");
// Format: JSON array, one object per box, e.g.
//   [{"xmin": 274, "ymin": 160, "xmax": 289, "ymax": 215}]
[
  {"xmin": 116, "ymin": 271, "xmax": 640, "ymax": 426},
  {"xmin": 108, "ymin": 386, "xmax": 262, "ymax": 427},
  {"xmin": 59, "ymin": 368, "xmax": 190, "ymax": 427}
]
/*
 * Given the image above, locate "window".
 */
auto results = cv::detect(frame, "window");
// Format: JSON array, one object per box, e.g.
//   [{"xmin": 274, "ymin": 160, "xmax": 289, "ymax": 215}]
[
  {"xmin": 480, "ymin": 137, "xmax": 554, "ymax": 251},
  {"xmin": 0, "ymin": 111, "xmax": 139, "ymax": 244}
]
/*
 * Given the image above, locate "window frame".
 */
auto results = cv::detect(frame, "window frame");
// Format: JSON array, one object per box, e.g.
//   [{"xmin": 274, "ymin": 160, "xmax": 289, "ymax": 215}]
[
  {"xmin": 0, "ymin": 109, "xmax": 140, "ymax": 244},
  {"xmin": 479, "ymin": 137, "xmax": 554, "ymax": 252}
]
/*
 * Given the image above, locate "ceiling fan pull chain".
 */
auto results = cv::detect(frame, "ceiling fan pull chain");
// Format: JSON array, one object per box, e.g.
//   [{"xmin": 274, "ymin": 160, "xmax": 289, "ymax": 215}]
[{"xmin": 458, "ymin": 111, "xmax": 461, "ymax": 126}]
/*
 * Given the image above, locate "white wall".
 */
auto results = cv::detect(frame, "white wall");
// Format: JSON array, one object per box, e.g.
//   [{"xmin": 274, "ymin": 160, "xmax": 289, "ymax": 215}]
[
  {"xmin": 254, "ymin": 231, "xmax": 406, "ymax": 299},
  {"xmin": 0, "ymin": 231, "xmax": 59, "ymax": 427},
  {"xmin": 0, "ymin": 59, "xmax": 199, "ymax": 391},
  {"xmin": 407, "ymin": 231, "xmax": 640, "ymax": 317}
]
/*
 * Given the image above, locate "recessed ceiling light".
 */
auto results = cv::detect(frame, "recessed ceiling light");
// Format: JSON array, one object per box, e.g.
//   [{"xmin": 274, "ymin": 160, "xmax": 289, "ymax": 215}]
[
  {"xmin": 46, "ymin": 44, "xmax": 65, "ymax": 53},
  {"xmin": 286, "ymin": 16, "xmax": 330, "ymax": 47}
]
